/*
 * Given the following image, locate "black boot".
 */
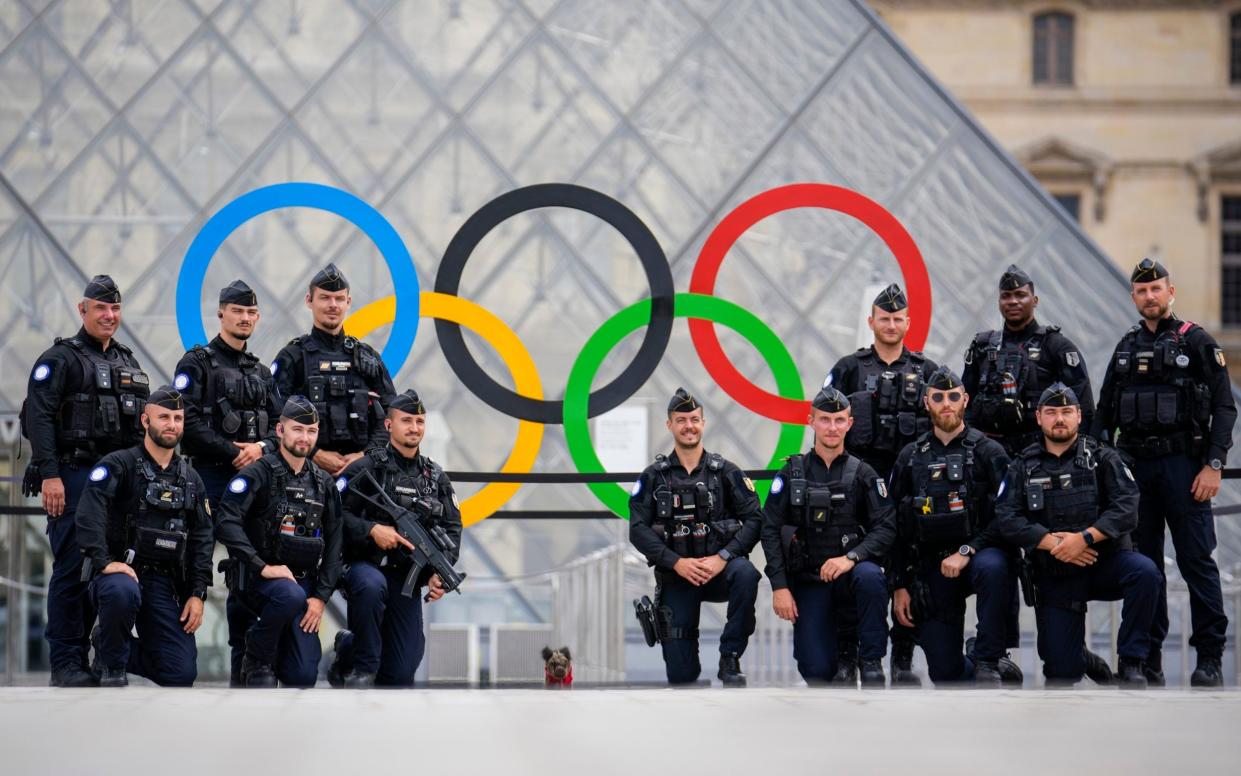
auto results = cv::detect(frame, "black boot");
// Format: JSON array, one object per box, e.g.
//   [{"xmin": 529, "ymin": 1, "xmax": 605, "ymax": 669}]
[
  {"xmin": 860, "ymin": 659, "xmax": 886, "ymax": 688},
  {"xmin": 98, "ymin": 667, "xmax": 128, "ymax": 688},
  {"xmin": 49, "ymin": 667, "xmax": 98, "ymax": 688},
  {"xmin": 1084, "ymin": 647, "xmax": 1114, "ymax": 685},
  {"xmin": 973, "ymin": 660, "xmax": 1002, "ymax": 687},
  {"xmin": 1117, "ymin": 657, "xmax": 1149, "ymax": 689},
  {"xmin": 718, "ymin": 653, "xmax": 746, "ymax": 687},
  {"xmin": 832, "ymin": 641, "xmax": 858, "ymax": 686},
  {"xmin": 1190, "ymin": 655, "xmax": 1223, "ymax": 688},
  {"xmin": 241, "ymin": 654, "xmax": 278, "ymax": 688},
  {"xmin": 327, "ymin": 629, "xmax": 352, "ymax": 688},
  {"xmin": 997, "ymin": 654, "xmax": 1024, "ymax": 686},
  {"xmin": 890, "ymin": 639, "xmax": 921, "ymax": 687},
  {"xmin": 344, "ymin": 670, "xmax": 376, "ymax": 689},
  {"xmin": 1143, "ymin": 646, "xmax": 1166, "ymax": 687}
]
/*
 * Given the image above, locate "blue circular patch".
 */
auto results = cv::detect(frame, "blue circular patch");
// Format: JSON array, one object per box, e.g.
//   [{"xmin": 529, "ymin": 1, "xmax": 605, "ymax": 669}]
[
  {"xmin": 270, "ymin": 361, "xmax": 279, "ymax": 376},
  {"xmin": 822, "ymin": 372, "xmax": 833, "ymax": 387},
  {"xmin": 89, "ymin": 466, "xmax": 108, "ymax": 482},
  {"xmin": 228, "ymin": 477, "xmax": 248, "ymax": 494},
  {"xmin": 630, "ymin": 478, "xmax": 642, "ymax": 497},
  {"xmin": 770, "ymin": 475, "xmax": 784, "ymax": 495},
  {"xmin": 336, "ymin": 476, "xmax": 348, "ymax": 492},
  {"xmin": 32, "ymin": 364, "xmax": 51, "ymax": 382},
  {"xmin": 174, "ymin": 372, "xmax": 190, "ymax": 390}
]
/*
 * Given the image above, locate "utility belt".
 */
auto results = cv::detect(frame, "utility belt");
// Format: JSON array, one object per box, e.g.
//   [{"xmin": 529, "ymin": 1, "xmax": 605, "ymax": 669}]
[{"xmin": 1117, "ymin": 430, "xmax": 1201, "ymax": 460}]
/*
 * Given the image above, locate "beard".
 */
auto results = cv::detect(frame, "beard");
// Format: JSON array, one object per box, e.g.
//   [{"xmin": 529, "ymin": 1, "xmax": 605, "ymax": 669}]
[
  {"xmin": 147, "ymin": 426, "xmax": 182, "ymax": 450},
  {"xmin": 281, "ymin": 438, "xmax": 311, "ymax": 459},
  {"xmin": 1044, "ymin": 425, "xmax": 1077, "ymax": 443},
  {"xmin": 930, "ymin": 410, "xmax": 963, "ymax": 433},
  {"xmin": 1140, "ymin": 300, "xmax": 1169, "ymax": 321},
  {"xmin": 231, "ymin": 328, "xmax": 252, "ymax": 341}
]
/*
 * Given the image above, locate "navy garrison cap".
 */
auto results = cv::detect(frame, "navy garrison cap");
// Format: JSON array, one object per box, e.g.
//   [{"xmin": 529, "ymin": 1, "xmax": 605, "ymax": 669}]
[
  {"xmin": 310, "ymin": 263, "xmax": 349, "ymax": 293},
  {"xmin": 389, "ymin": 389, "xmax": 426, "ymax": 416},
  {"xmin": 145, "ymin": 385, "xmax": 184, "ymax": 411},
  {"xmin": 83, "ymin": 274, "xmax": 121, "ymax": 303},
  {"xmin": 873, "ymin": 283, "xmax": 908, "ymax": 313},
  {"xmin": 1131, "ymin": 258, "xmax": 1169, "ymax": 284},
  {"xmin": 1037, "ymin": 382, "xmax": 1079, "ymax": 408},
  {"xmin": 219, "ymin": 279, "xmax": 257, "ymax": 306},
  {"xmin": 668, "ymin": 388, "xmax": 702, "ymax": 414},
  {"xmin": 281, "ymin": 395, "xmax": 319, "ymax": 425},
  {"xmin": 998, "ymin": 264, "xmax": 1033, "ymax": 291},
  {"xmin": 811, "ymin": 387, "xmax": 850, "ymax": 413},
  {"xmin": 926, "ymin": 367, "xmax": 963, "ymax": 391}
]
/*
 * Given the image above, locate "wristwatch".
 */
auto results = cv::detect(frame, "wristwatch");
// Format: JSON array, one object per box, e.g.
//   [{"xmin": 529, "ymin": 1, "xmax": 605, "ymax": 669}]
[
  {"xmin": 1209, "ymin": 458, "xmax": 1223, "ymax": 471},
  {"xmin": 718, "ymin": 548, "xmax": 734, "ymax": 562},
  {"xmin": 1081, "ymin": 530, "xmax": 1095, "ymax": 547},
  {"xmin": 845, "ymin": 551, "xmax": 860, "ymax": 563},
  {"xmin": 193, "ymin": 589, "xmax": 208, "ymax": 601},
  {"xmin": 958, "ymin": 545, "xmax": 975, "ymax": 557}
]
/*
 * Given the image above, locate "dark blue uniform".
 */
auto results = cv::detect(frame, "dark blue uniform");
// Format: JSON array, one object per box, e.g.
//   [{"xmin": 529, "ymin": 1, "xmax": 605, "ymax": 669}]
[
  {"xmin": 21, "ymin": 328, "xmax": 149, "ymax": 681},
  {"xmin": 629, "ymin": 450, "xmax": 764, "ymax": 684},
  {"xmin": 889, "ymin": 427, "xmax": 1012, "ymax": 683},
  {"xmin": 75, "ymin": 446, "xmax": 214, "ymax": 685},
  {"xmin": 1093, "ymin": 315, "xmax": 1234, "ymax": 678},
  {"xmin": 996, "ymin": 436, "xmax": 1161, "ymax": 683},
  {"xmin": 333, "ymin": 446, "xmax": 462, "ymax": 686},
  {"xmin": 761, "ymin": 450, "xmax": 896, "ymax": 683},
  {"xmin": 214, "ymin": 452, "xmax": 343, "ymax": 686}
]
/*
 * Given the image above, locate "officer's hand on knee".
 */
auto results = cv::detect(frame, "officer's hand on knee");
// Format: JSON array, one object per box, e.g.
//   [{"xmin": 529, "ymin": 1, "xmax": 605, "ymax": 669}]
[
  {"xmin": 42, "ymin": 477, "xmax": 65, "ymax": 517},
  {"xmin": 1067, "ymin": 547, "xmax": 1098, "ymax": 567},
  {"xmin": 820, "ymin": 556, "xmax": 854, "ymax": 582},
  {"xmin": 313, "ymin": 450, "xmax": 346, "ymax": 475},
  {"xmin": 102, "ymin": 561, "xmax": 138, "ymax": 582},
  {"xmin": 260, "ymin": 564, "xmax": 296, "ymax": 582},
  {"xmin": 700, "ymin": 555, "xmax": 726, "ymax": 580},
  {"xmin": 940, "ymin": 553, "xmax": 970, "ymax": 579},
  {"xmin": 1191, "ymin": 466, "xmax": 1221, "ymax": 503},
  {"xmin": 673, "ymin": 558, "xmax": 709, "ymax": 586},
  {"xmin": 893, "ymin": 588, "xmax": 915, "ymax": 627},
  {"xmin": 300, "ymin": 597, "xmax": 325, "ymax": 633},
  {"xmin": 772, "ymin": 588, "xmax": 798, "ymax": 623},
  {"xmin": 180, "ymin": 596, "xmax": 204, "ymax": 634}
]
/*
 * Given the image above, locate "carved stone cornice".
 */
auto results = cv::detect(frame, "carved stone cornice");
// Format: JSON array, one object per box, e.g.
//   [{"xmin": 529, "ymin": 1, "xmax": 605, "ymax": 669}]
[
  {"xmin": 1191, "ymin": 139, "xmax": 1241, "ymax": 221},
  {"xmin": 1014, "ymin": 136, "xmax": 1114, "ymax": 220}
]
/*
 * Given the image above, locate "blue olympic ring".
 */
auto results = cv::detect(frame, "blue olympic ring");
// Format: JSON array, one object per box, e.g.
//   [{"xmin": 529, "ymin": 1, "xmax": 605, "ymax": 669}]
[{"xmin": 174, "ymin": 182, "xmax": 421, "ymax": 373}]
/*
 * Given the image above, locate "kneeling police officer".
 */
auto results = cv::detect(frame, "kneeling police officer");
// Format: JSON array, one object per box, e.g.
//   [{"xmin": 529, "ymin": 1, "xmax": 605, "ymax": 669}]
[
  {"xmin": 75, "ymin": 386, "xmax": 213, "ymax": 687},
  {"xmin": 996, "ymin": 383, "xmax": 1161, "ymax": 687},
  {"xmin": 630, "ymin": 389, "xmax": 764, "ymax": 686},
  {"xmin": 214, "ymin": 395, "xmax": 343, "ymax": 687},
  {"xmin": 761, "ymin": 387, "xmax": 896, "ymax": 686}
]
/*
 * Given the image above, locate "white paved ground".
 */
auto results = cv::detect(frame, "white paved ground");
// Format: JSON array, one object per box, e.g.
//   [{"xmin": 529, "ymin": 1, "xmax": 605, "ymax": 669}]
[{"xmin": 0, "ymin": 687, "xmax": 1236, "ymax": 775}]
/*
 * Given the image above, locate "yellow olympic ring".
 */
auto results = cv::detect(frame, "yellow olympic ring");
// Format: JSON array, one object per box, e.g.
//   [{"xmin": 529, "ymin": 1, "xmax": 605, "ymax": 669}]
[{"xmin": 344, "ymin": 292, "xmax": 544, "ymax": 526}]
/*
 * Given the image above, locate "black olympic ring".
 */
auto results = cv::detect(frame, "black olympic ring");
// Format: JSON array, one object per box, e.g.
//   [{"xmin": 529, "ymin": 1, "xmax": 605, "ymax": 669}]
[{"xmin": 433, "ymin": 183, "xmax": 675, "ymax": 424}]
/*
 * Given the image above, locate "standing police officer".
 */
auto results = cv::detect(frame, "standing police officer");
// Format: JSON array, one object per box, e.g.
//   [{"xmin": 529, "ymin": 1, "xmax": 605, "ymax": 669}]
[
  {"xmin": 629, "ymin": 389, "xmax": 764, "ymax": 686},
  {"xmin": 22, "ymin": 274, "xmax": 150, "ymax": 687},
  {"xmin": 329, "ymin": 389, "xmax": 462, "ymax": 688},
  {"xmin": 761, "ymin": 387, "xmax": 896, "ymax": 686},
  {"xmin": 996, "ymin": 383, "xmax": 1161, "ymax": 687},
  {"xmin": 964, "ymin": 264, "xmax": 1095, "ymax": 456},
  {"xmin": 214, "ymin": 396, "xmax": 343, "ymax": 687},
  {"xmin": 825, "ymin": 282, "xmax": 937, "ymax": 685},
  {"xmin": 173, "ymin": 279, "xmax": 281, "ymax": 685},
  {"xmin": 75, "ymin": 387, "xmax": 213, "ymax": 687},
  {"xmin": 889, "ymin": 368, "xmax": 1019, "ymax": 686},
  {"xmin": 1093, "ymin": 258, "xmax": 1235, "ymax": 687},
  {"xmin": 271, "ymin": 263, "xmax": 395, "ymax": 477}
]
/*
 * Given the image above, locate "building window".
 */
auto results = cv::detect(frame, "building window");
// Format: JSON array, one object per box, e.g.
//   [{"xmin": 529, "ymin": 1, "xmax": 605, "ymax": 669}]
[
  {"xmin": 1223, "ymin": 195, "xmax": 1241, "ymax": 325},
  {"xmin": 1231, "ymin": 13, "xmax": 1241, "ymax": 85},
  {"xmin": 1033, "ymin": 12, "xmax": 1074, "ymax": 86},
  {"xmin": 1052, "ymin": 192, "xmax": 1081, "ymax": 222}
]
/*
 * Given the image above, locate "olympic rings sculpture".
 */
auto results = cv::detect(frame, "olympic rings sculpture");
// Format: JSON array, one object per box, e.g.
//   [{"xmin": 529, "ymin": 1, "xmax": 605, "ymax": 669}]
[{"xmin": 176, "ymin": 181, "xmax": 932, "ymax": 524}]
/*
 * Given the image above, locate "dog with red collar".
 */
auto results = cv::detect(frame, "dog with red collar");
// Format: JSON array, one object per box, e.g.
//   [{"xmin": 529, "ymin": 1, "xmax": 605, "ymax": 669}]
[{"xmin": 542, "ymin": 646, "xmax": 573, "ymax": 687}]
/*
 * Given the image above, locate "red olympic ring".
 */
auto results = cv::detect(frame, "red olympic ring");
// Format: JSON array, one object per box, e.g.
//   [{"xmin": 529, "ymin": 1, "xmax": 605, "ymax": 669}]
[{"xmin": 688, "ymin": 183, "xmax": 932, "ymax": 425}]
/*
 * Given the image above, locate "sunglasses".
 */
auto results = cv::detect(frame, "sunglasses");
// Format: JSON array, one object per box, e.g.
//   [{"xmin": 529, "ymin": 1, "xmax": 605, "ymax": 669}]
[{"xmin": 929, "ymin": 391, "xmax": 963, "ymax": 404}]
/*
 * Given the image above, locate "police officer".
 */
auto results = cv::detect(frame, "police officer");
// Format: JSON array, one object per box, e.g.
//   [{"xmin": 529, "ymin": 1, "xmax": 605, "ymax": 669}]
[
  {"xmin": 328, "ymin": 389, "xmax": 462, "ymax": 688},
  {"xmin": 22, "ymin": 274, "xmax": 150, "ymax": 687},
  {"xmin": 214, "ymin": 396, "xmax": 343, "ymax": 687},
  {"xmin": 173, "ymin": 279, "xmax": 281, "ymax": 685},
  {"xmin": 996, "ymin": 383, "xmax": 1161, "ymax": 687},
  {"xmin": 761, "ymin": 387, "xmax": 896, "ymax": 686},
  {"xmin": 271, "ymin": 263, "xmax": 396, "ymax": 477},
  {"xmin": 74, "ymin": 387, "xmax": 214, "ymax": 687},
  {"xmin": 964, "ymin": 264, "xmax": 1095, "ymax": 456},
  {"xmin": 629, "ymin": 389, "xmax": 764, "ymax": 686},
  {"xmin": 1093, "ymin": 258, "xmax": 1235, "ymax": 687},
  {"xmin": 825, "ymin": 282, "xmax": 937, "ymax": 685},
  {"xmin": 889, "ymin": 368, "xmax": 1019, "ymax": 686}
]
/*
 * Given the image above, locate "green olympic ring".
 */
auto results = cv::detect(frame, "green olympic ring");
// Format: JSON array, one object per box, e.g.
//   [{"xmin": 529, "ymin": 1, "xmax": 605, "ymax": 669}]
[{"xmin": 563, "ymin": 292, "xmax": 807, "ymax": 518}]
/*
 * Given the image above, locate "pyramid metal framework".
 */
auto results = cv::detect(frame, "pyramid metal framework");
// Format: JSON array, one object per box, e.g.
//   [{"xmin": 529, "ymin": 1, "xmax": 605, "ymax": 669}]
[{"xmin": 1, "ymin": 0, "xmax": 1238, "ymax": 585}]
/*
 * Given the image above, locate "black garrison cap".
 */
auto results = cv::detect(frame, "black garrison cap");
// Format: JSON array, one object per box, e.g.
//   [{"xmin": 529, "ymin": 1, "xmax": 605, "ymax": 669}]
[
  {"xmin": 83, "ymin": 274, "xmax": 122, "ymax": 303},
  {"xmin": 389, "ymin": 389, "xmax": 426, "ymax": 416},
  {"xmin": 926, "ymin": 367, "xmax": 963, "ymax": 391},
  {"xmin": 145, "ymin": 385, "xmax": 184, "ymax": 411},
  {"xmin": 811, "ymin": 387, "xmax": 850, "ymax": 413},
  {"xmin": 219, "ymin": 279, "xmax": 258, "ymax": 306},
  {"xmin": 1037, "ymin": 382, "xmax": 1079, "ymax": 408},
  {"xmin": 281, "ymin": 395, "xmax": 320, "ymax": 424},
  {"xmin": 310, "ymin": 262, "xmax": 349, "ymax": 292},
  {"xmin": 873, "ymin": 283, "xmax": 908, "ymax": 313},
  {"xmin": 668, "ymin": 387, "xmax": 702, "ymax": 414},
  {"xmin": 1131, "ymin": 258, "xmax": 1169, "ymax": 284},
  {"xmin": 998, "ymin": 264, "xmax": 1033, "ymax": 291}
]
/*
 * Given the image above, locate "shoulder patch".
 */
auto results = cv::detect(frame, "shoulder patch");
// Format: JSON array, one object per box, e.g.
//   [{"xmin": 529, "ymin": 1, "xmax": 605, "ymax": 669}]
[
  {"xmin": 630, "ymin": 479, "xmax": 642, "ymax": 497},
  {"xmin": 1215, "ymin": 347, "xmax": 1226, "ymax": 369},
  {"xmin": 270, "ymin": 361, "xmax": 279, "ymax": 376},
  {"xmin": 228, "ymin": 477, "xmax": 248, "ymax": 494},
  {"xmin": 1122, "ymin": 465, "xmax": 1135, "ymax": 482},
  {"xmin": 823, "ymin": 372, "xmax": 833, "ymax": 387},
  {"xmin": 770, "ymin": 475, "xmax": 784, "ymax": 495},
  {"xmin": 996, "ymin": 480, "xmax": 1006, "ymax": 499},
  {"xmin": 204, "ymin": 501, "xmax": 212, "ymax": 517},
  {"xmin": 89, "ymin": 465, "xmax": 109, "ymax": 483},
  {"xmin": 875, "ymin": 479, "xmax": 888, "ymax": 499},
  {"xmin": 1064, "ymin": 351, "xmax": 1080, "ymax": 368},
  {"xmin": 451, "ymin": 492, "xmax": 460, "ymax": 509},
  {"xmin": 743, "ymin": 476, "xmax": 755, "ymax": 492},
  {"xmin": 174, "ymin": 372, "xmax": 191, "ymax": 390},
  {"xmin": 335, "ymin": 476, "xmax": 348, "ymax": 493},
  {"xmin": 32, "ymin": 363, "xmax": 51, "ymax": 382}
]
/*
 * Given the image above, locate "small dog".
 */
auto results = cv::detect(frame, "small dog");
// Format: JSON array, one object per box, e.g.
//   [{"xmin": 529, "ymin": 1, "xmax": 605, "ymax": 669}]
[{"xmin": 542, "ymin": 646, "xmax": 573, "ymax": 687}]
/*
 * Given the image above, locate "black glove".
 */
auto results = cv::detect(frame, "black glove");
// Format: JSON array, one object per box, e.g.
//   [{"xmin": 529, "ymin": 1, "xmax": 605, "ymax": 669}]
[{"xmin": 21, "ymin": 463, "xmax": 42, "ymax": 498}]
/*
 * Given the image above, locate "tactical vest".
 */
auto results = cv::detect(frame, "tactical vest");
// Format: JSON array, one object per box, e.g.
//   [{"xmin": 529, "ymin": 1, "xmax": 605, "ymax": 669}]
[
  {"xmin": 190, "ymin": 343, "xmax": 270, "ymax": 444},
  {"xmin": 1109, "ymin": 322, "xmax": 1212, "ymax": 458},
  {"xmin": 970, "ymin": 326, "xmax": 1057, "ymax": 438},
  {"xmin": 362, "ymin": 447, "xmax": 446, "ymax": 565},
  {"xmin": 650, "ymin": 453, "xmax": 739, "ymax": 559},
  {"xmin": 259, "ymin": 453, "xmax": 328, "ymax": 573},
  {"xmin": 845, "ymin": 349, "xmax": 929, "ymax": 456},
  {"xmin": 295, "ymin": 333, "xmax": 384, "ymax": 450},
  {"xmin": 31, "ymin": 337, "xmax": 150, "ymax": 455},
  {"xmin": 781, "ymin": 454, "xmax": 863, "ymax": 575},
  {"xmin": 114, "ymin": 456, "xmax": 197, "ymax": 574},
  {"xmin": 904, "ymin": 429, "xmax": 985, "ymax": 545}
]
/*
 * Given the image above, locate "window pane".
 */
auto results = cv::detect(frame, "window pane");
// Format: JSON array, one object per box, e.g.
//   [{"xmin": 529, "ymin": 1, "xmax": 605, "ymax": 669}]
[
  {"xmin": 1232, "ymin": 13, "xmax": 1241, "ymax": 83},
  {"xmin": 1033, "ymin": 13, "xmax": 1073, "ymax": 86},
  {"xmin": 1223, "ymin": 195, "xmax": 1241, "ymax": 222},
  {"xmin": 1053, "ymin": 193, "xmax": 1081, "ymax": 222},
  {"xmin": 1223, "ymin": 265, "xmax": 1241, "ymax": 325}
]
